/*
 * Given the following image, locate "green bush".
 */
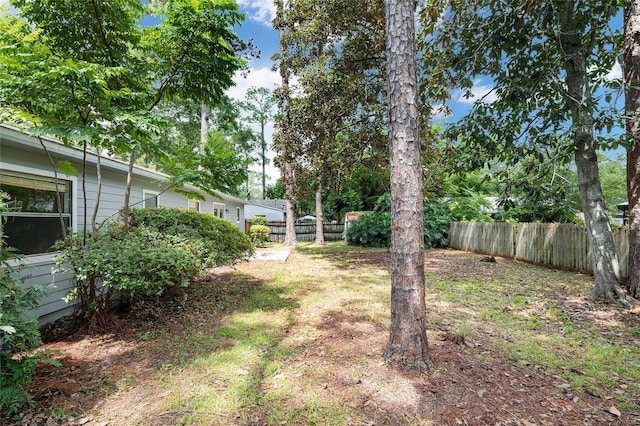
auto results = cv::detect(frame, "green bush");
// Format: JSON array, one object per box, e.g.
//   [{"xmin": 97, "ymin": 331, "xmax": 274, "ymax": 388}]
[
  {"xmin": 55, "ymin": 208, "xmax": 254, "ymax": 321},
  {"xmin": 345, "ymin": 211, "xmax": 391, "ymax": 248},
  {"xmin": 249, "ymin": 224, "xmax": 270, "ymax": 247},
  {"xmin": 1, "ymin": 192, "xmax": 53, "ymax": 417},
  {"xmin": 345, "ymin": 201, "xmax": 452, "ymax": 249},
  {"xmin": 57, "ymin": 226, "xmax": 203, "ymax": 303},
  {"xmin": 423, "ymin": 201, "xmax": 453, "ymax": 248},
  {"xmin": 252, "ymin": 216, "xmax": 268, "ymax": 226},
  {"xmin": 130, "ymin": 208, "xmax": 254, "ymax": 268}
]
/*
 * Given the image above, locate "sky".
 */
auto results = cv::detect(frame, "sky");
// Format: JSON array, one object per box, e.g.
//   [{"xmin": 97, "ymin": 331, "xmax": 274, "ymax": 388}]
[{"xmin": 227, "ymin": 1, "xmax": 282, "ymax": 187}]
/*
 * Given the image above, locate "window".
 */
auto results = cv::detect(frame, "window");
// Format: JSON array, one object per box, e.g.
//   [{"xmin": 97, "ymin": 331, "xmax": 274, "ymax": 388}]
[
  {"xmin": 0, "ymin": 170, "xmax": 72, "ymax": 255},
  {"xmin": 188, "ymin": 199, "xmax": 200, "ymax": 212},
  {"xmin": 236, "ymin": 207, "xmax": 241, "ymax": 222},
  {"xmin": 213, "ymin": 203, "xmax": 225, "ymax": 219},
  {"xmin": 143, "ymin": 190, "xmax": 159, "ymax": 209}
]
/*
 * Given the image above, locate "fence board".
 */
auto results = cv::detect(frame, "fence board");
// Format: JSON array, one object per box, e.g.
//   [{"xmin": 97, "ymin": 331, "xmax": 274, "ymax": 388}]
[
  {"xmin": 263, "ymin": 221, "xmax": 345, "ymax": 242},
  {"xmin": 449, "ymin": 222, "xmax": 629, "ymax": 277}
]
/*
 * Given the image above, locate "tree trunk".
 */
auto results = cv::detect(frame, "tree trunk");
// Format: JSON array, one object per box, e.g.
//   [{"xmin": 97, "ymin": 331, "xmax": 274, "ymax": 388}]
[
  {"xmin": 278, "ymin": 5, "xmax": 298, "ymax": 248},
  {"xmin": 122, "ymin": 148, "xmax": 136, "ymax": 232},
  {"xmin": 383, "ymin": 0, "xmax": 429, "ymax": 369},
  {"xmin": 625, "ymin": 0, "xmax": 640, "ymax": 301},
  {"xmin": 283, "ymin": 162, "xmax": 298, "ymax": 247},
  {"xmin": 91, "ymin": 151, "xmax": 102, "ymax": 236},
  {"xmin": 559, "ymin": 1, "xmax": 629, "ymax": 307},
  {"xmin": 261, "ymin": 120, "xmax": 267, "ymax": 200},
  {"xmin": 200, "ymin": 103, "xmax": 209, "ymax": 150},
  {"xmin": 315, "ymin": 174, "xmax": 325, "ymax": 245}
]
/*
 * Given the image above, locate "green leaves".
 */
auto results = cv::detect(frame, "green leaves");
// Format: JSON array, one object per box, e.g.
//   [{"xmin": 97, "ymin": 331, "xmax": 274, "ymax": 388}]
[{"xmin": 0, "ymin": 191, "xmax": 50, "ymax": 417}]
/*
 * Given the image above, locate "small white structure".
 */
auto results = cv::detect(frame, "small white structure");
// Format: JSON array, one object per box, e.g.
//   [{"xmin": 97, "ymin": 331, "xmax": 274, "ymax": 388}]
[
  {"xmin": 245, "ymin": 199, "xmax": 287, "ymax": 222},
  {"xmin": 0, "ymin": 124, "xmax": 246, "ymax": 324}
]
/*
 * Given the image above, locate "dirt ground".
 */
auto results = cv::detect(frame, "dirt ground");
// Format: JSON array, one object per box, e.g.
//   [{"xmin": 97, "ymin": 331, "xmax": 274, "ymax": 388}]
[{"xmin": 5, "ymin": 248, "xmax": 640, "ymax": 426}]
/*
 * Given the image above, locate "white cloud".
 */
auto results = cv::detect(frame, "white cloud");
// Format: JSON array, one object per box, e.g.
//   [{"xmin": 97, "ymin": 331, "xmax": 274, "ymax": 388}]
[
  {"xmin": 456, "ymin": 79, "xmax": 498, "ymax": 105},
  {"xmin": 236, "ymin": 0, "xmax": 276, "ymax": 26},
  {"xmin": 226, "ymin": 66, "xmax": 281, "ymax": 101},
  {"xmin": 605, "ymin": 61, "xmax": 622, "ymax": 82}
]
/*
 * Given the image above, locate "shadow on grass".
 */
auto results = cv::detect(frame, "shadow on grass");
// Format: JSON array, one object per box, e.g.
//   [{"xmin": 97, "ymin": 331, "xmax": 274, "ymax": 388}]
[
  {"xmin": 294, "ymin": 241, "xmax": 391, "ymax": 271},
  {"xmin": 25, "ymin": 269, "xmax": 301, "ymax": 422}
]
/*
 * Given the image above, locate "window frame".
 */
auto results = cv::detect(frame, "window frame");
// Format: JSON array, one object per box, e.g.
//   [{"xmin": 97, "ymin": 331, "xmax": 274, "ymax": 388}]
[
  {"xmin": 213, "ymin": 202, "xmax": 225, "ymax": 219},
  {"xmin": 236, "ymin": 206, "xmax": 241, "ymax": 222},
  {"xmin": 0, "ymin": 165, "xmax": 77, "ymax": 261},
  {"xmin": 188, "ymin": 199, "xmax": 201, "ymax": 212},
  {"xmin": 142, "ymin": 189, "xmax": 160, "ymax": 209}
]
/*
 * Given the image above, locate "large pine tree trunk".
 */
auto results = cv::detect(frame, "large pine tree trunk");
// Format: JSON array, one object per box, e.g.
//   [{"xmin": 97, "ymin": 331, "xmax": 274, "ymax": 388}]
[
  {"xmin": 560, "ymin": 2, "xmax": 629, "ymax": 307},
  {"xmin": 625, "ymin": 0, "xmax": 640, "ymax": 300},
  {"xmin": 315, "ymin": 175, "xmax": 325, "ymax": 245},
  {"xmin": 383, "ymin": 0, "xmax": 429, "ymax": 369}
]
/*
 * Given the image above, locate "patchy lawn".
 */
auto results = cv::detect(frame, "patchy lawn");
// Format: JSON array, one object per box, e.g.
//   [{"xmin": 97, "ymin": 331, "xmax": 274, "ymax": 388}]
[{"xmin": 6, "ymin": 243, "xmax": 640, "ymax": 425}]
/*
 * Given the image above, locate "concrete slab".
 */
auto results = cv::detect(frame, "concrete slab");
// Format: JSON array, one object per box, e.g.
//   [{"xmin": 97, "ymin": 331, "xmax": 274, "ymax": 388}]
[{"xmin": 250, "ymin": 250, "xmax": 291, "ymax": 262}]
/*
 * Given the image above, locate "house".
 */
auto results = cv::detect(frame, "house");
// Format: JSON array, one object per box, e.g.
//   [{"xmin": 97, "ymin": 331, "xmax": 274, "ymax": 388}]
[
  {"xmin": 0, "ymin": 123, "xmax": 246, "ymax": 324},
  {"xmin": 245, "ymin": 199, "xmax": 287, "ymax": 222}
]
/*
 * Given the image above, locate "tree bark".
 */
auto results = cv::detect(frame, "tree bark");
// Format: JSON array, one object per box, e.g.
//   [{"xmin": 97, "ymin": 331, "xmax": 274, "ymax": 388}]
[
  {"xmin": 283, "ymin": 162, "xmax": 298, "ymax": 247},
  {"xmin": 559, "ymin": 1, "xmax": 629, "ymax": 307},
  {"xmin": 261, "ymin": 120, "xmax": 267, "ymax": 200},
  {"xmin": 383, "ymin": 0, "xmax": 429, "ymax": 369},
  {"xmin": 278, "ymin": 3, "xmax": 299, "ymax": 248},
  {"xmin": 625, "ymin": 0, "xmax": 640, "ymax": 300},
  {"xmin": 315, "ymin": 174, "xmax": 325, "ymax": 245},
  {"xmin": 200, "ymin": 103, "xmax": 209, "ymax": 150}
]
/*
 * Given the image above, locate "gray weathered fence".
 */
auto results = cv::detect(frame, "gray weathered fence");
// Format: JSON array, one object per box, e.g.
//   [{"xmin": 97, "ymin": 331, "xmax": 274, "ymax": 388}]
[
  {"xmin": 449, "ymin": 222, "xmax": 629, "ymax": 277},
  {"xmin": 245, "ymin": 220, "xmax": 345, "ymax": 242}
]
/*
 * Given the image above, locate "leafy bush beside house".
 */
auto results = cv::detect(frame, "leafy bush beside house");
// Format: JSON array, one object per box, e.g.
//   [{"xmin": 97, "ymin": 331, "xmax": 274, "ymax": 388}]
[
  {"xmin": 130, "ymin": 208, "xmax": 254, "ymax": 267},
  {"xmin": 54, "ymin": 208, "xmax": 254, "ymax": 323}
]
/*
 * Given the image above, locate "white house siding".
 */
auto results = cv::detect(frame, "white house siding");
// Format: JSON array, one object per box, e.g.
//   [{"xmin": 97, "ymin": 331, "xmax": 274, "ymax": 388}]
[
  {"xmin": 245, "ymin": 204, "xmax": 286, "ymax": 222},
  {"xmin": 0, "ymin": 124, "xmax": 246, "ymax": 324}
]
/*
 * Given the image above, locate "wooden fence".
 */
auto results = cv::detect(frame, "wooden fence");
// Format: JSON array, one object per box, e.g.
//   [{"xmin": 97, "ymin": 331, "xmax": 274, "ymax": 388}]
[
  {"xmin": 245, "ymin": 220, "xmax": 345, "ymax": 242},
  {"xmin": 449, "ymin": 222, "xmax": 629, "ymax": 277}
]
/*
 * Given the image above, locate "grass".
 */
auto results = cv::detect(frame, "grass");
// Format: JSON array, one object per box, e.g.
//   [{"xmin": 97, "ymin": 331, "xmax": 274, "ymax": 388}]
[
  {"xmin": 424, "ymin": 250, "xmax": 640, "ymax": 411},
  {"xmin": 36, "ymin": 242, "xmax": 640, "ymax": 424}
]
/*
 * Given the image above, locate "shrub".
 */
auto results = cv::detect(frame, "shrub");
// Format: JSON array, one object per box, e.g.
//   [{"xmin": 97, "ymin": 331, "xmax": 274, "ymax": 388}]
[
  {"xmin": 345, "ymin": 211, "xmax": 391, "ymax": 248},
  {"xmin": 345, "ymin": 201, "xmax": 453, "ymax": 249},
  {"xmin": 57, "ymin": 227, "xmax": 204, "ymax": 303},
  {"xmin": 1, "ymin": 192, "xmax": 53, "ymax": 417},
  {"xmin": 130, "ymin": 208, "xmax": 254, "ymax": 267},
  {"xmin": 54, "ymin": 208, "xmax": 254, "ymax": 322},
  {"xmin": 423, "ymin": 201, "xmax": 453, "ymax": 248},
  {"xmin": 249, "ymin": 224, "xmax": 270, "ymax": 247},
  {"xmin": 252, "ymin": 216, "xmax": 268, "ymax": 226}
]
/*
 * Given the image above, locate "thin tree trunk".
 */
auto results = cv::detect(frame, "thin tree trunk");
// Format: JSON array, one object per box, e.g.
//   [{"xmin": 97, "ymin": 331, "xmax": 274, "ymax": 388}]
[
  {"xmin": 559, "ymin": 1, "xmax": 629, "ymax": 307},
  {"xmin": 82, "ymin": 141, "xmax": 88, "ymax": 245},
  {"xmin": 315, "ymin": 174, "xmax": 325, "ymax": 245},
  {"xmin": 262, "ymin": 120, "xmax": 267, "ymax": 200},
  {"xmin": 122, "ymin": 148, "xmax": 136, "ymax": 232},
  {"xmin": 625, "ymin": 0, "xmax": 640, "ymax": 300},
  {"xmin": 37, "ymin": 137, "xmax": 67, "ymax": 240},
  {"xmin": 91, "ymin": 150, "xmax": 102, "ymax": 236},
  {"xmin": 201, "ymin": 103, "xmax": 209, "ymax": 150},
  {"xmin": 383, "ymin": 0, "xmax": 429, "ymax": 369}
]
